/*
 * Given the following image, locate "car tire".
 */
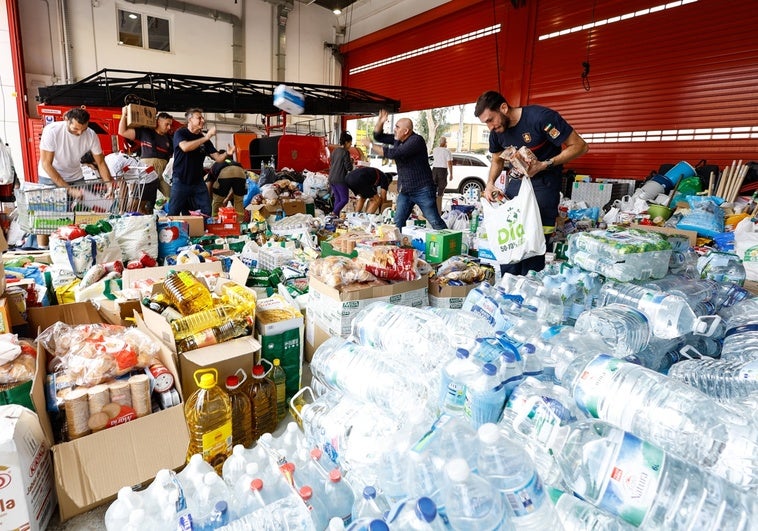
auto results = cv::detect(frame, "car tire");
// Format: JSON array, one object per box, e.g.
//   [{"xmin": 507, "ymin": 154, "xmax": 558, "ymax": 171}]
[{"xmin": 458, "ymin": 178, "xmax": 484, "ymax": 199}]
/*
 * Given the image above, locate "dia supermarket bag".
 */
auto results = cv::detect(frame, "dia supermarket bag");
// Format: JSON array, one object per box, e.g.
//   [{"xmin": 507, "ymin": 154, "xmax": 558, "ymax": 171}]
[{"xmin": 481, "ymin": 177, "xmax": 546, "ymax": 264}]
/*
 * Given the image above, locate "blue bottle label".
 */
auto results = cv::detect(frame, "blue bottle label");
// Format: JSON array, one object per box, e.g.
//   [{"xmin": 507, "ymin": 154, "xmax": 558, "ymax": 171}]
[
  {"xmin": 504, "ymin": 472, "xmax": 546, "ymax": 517},
  {"xmin": 572, "ymin": 354, "xmax": 622, "ymax": 418},
  {"xmin": 597, "ymin": 431, "xmax": 664, "ymax": 527},
  {"xmin": 444, "ymin": 381, "xmax": 467, "ymax": 409}
]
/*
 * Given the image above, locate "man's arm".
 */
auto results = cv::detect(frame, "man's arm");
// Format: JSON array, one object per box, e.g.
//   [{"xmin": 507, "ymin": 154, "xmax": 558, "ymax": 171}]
[
  {"xmin": 179, "ymin": 126, "xmax": 217, "ymax": 153},
  {"xmin": 117, "ymin": 107, "xmax": 137, "ymax": 141},
  {"xmin": 529, "ymin": 130, "xmax": 589, "ymax": 177},
  {"xmin": 484, "ymin": 151, "xmax": 505, "ymax": 201},
  {"xmin": 92, "ymin": 152, "xmax": 113, "ymax": 182},
  {"xmin": 209, "ymin": 143, "xmax": 235, "ymax": 164},
  {"xmin": 39, "ymin": 150, "xmax": 68, "ymax": 188},
  {"xmin": 447, "ymin": 152, "xmax": 453, "ymax": 180}
]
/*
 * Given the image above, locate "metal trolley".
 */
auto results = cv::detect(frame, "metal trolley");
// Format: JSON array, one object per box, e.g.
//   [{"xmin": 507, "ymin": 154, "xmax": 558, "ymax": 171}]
[{"xmin": 17, "ymin": 179, "xmax": 128, "ymax": 234}]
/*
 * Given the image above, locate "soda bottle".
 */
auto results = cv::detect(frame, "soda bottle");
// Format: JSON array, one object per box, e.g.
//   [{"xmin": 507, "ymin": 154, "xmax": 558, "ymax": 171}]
[
  {"xmin": 171, "ymin": 305, "xmax": 236, "ymax": 340},
  {"xmin": 184, "ymin": 368, "xmax": 233, "ymax": 474},
  {"xmin": 225, "ymin": 370, "xmax": 254, "ymax": 449},
  {"xmin": 271, "ymin": 358, "xmax": 288, "ymax": 422},
  {"xmin": 247, "ymin": 361, "xmax": 278, "ymax": 440},
  {"xmin": 176, "ymin": 316, "xmax": 253, "ymax": 354},
  {"xmin": 163, "ymin": 270, "xmax": 214, "ymax": 316}
]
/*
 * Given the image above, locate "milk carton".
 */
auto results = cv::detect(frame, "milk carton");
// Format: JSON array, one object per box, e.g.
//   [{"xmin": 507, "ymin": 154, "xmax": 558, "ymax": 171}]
[{"xmin": 0, "ymin": 405, "xmax": 56, "ymax": 531}]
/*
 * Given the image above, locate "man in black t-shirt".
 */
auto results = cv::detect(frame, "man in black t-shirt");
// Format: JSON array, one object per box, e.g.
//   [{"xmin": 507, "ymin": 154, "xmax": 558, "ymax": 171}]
[
  {"xmin": 345, "ymin": 166, "xmax": 391, "ymax": 214},
  {"xmin": 118, "ymin": 110, "xmax": 174, "ymax": 203}
]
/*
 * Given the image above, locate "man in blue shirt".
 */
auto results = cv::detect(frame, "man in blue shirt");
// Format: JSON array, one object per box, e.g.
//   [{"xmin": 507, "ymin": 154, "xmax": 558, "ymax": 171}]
[
  {"xmin": 364, "ymin": 110, "xmax": 446, "ymax": 231},
  {"xmin": 169, "ymin": 108, "xmax": 231, "ymax": 217},
  {"xmin": 475, "ymin": 90, "xmax": 589, "ymax": 275}
]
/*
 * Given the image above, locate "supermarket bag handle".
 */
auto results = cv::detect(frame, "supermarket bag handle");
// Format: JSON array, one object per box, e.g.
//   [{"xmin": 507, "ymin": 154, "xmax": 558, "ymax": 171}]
[{"xmin": 64, "ymin": 237, "xmax": 97, "ymax": 276}]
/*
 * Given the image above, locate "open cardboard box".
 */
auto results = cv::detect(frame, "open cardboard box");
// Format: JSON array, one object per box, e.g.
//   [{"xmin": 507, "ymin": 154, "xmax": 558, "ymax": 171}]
[
  {"xmin": 139, "ymin": 258, "xmax": 262, "ymax": 396},
  {"xmin": 27, "ymin": 301, "xmax": 189, "ymax": 522}
]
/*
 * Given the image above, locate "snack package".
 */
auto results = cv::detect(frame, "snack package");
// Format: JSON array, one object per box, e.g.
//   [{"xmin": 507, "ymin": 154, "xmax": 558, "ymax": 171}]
[
  {"xmin": 358, "ymin": 245, "xmax": 419, "ymax": 281},
  {"xmin": 308, "ymin": 255, "xmax": 377, "ymax": 287},
  {"xmin": 501, "ymin": 145, "xmax": 538, "ymax": 178},
  {"xmin": 0, "ymin": 336, "xmax": 36, "ymax": 385}
]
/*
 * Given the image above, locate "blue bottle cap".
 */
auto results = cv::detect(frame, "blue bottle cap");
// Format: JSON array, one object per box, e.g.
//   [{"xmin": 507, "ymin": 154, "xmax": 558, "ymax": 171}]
[
  {"xmin": 483, "ymin": 363, "xmax": 497, "ymax": 375},
  {"xmin": 456, "ymin": 348, "xmax": 469, "ymax": 359},
  {"xmin": 415, "ymin": 497, "xmax": 438, "ymax": 522},
  {"xmin": 363, "ymin": 485, "xmax": 377, "ymax": 499}
]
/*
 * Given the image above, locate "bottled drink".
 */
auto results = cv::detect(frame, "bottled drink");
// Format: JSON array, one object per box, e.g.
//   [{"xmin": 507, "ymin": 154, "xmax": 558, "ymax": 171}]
[
  {"xmin": 527, "ymin": 418, "xmax": 756, "ymax": 530},
  {"xmin": 719, "ymin": 298, "xmax": 758, "ymax": 362},
  {"xmin": 171, "ymin": 305, "xmax": 235, "ymax": 340},
  {"xmin": 219, "ymin": 280, "xmax": 258, "ymax": 317},
  {"xmin": 698, "ymin": 250, "xmax": 746, "ymax": 285},
  {"xmin": 142, "ymin": 293, "xmax": 182, "ymax": 322},
  {"xmin": 622, "ymin": 336, "xmax": 686, "ymax": 374},
  {"xmin": 438, "ymin": 347, "xmax": 478, "ymax": 415},
  {"xmin": 310, "ymin": 336, "xmax": 431, "ymax": 416},
  {"xmin": 642, "ymin": 274, "xmax": 719, "ymax": 306},
  {"xmin": 599, "ymin": 281, "xmax": 711, "ymax": 339},
  {"xmin": 279, "ymin": 421, "xmax": 307, "ymax": 468},
  {"xmin": 667, "ymin": 357, "xmax": 758, "ymax": 400},
  {"xmin": 247, "ymin": 362, "xmax": 278, "ymax": 440},
  {"xmin": 163, "ymin": 270, "xmax": 214, "ymax": 316},
  {"xmin": 386, "ymin": 496, "xmax": 446, "ymax": 530},
  {"xmin": 574, "ymin": 303, "xmax": 650, "ymax": 356},
  {"xmin": 178, "ymin": 453, "xmax": 216, "ymax": 500},
  {"xmin": 223, "ymin": 445, "xmax": 258, "ymax": 490},
  {"xmin": 442, "ymin": 458, "xmax": 509, "ymax": 531},
  {"xmin": 184, "ymin": 369, "xmax": 233, "ymax": 474},
  {"xmin": 426, "ymin": 306, "xmax": 494, "ymax": 350},
  {"xmin": 556, "ymin": 352, "xmax": 758, "ymax": 489},
  {"xmin": 539, "ymin": 325, "xmax": 609, "ymax": 385},
  {"xmin": 518, "ymin": 342, "xmax": 543, "ymax": 379},
  {"xmin": 225, "ymin": 371, "xmax": 254, "ymax": 449},
  {"xmin": 186, "ymin": 471, "xmax": 231, "ymax": 530},
  {"xmin": 234, "ymin": 475, "xmax": 267, "ymax": 519},
  {"xmin": 376, "ymin": 434, "xmax": 409, "ymax": 505},
  {"xmin": 176, "ymin": 315, "xmax": 253, "ymax": 353},
  {"xmin": 463, "ymin": 362, "xmax": 507, "ymax": 427},
  {"xmin": 206, "ymin": 500, "xmax": 230, "ymax": 529},
  {"xmin": 271, "ymin": 358, "xmax": 288, "ymax": 422},
  {"xmin": 347, "ymin": 518, "xmax": 389, "ymax": 531},
  {"xmin": 476, "ymin": 423, "xmax": 562, "ymax": 530},
  {"xmin": 324, "ymin": 468, "xmax": 355, "ymax": 526},
  {"xmin": 548, "ymin": 487, "xmax": 642, "ymax": 530},
  {"xmin": 352, "ymin": 485, "xmax": 389, "ymax": 522},
  {"xmin": 300, "ymin": 484, "xmax": 331, "ymax": 531},
  {"xmin": 104, "ymin": 486, "xmax": 143, "ymax": 530}
]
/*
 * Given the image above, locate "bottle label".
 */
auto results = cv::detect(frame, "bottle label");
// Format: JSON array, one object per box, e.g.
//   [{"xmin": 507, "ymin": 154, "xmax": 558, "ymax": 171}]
[
  {"xmin": 444, "ymin": 381, "xmax": 467, "ymax": 409},
  {"xmin": 504, "ymin": 471, "xmax": 546, "ymax": 517},
  {"xmin": 192, "ymin": 329, "xmax": 220, "ymax": 349},
  {"xmin": 201, "ymin": 421, "xmax": 233, "ymax": 464},
  {"xmin": 511, "ymin": 395, "xmax": 563, "ymax": 447},
  {"xmin": 597, "ymin": 431, "xmax": 664, "ymax": 527},
  {"xmin": 572, "ymin": 354, "xmax": 622, "ymax": 418}
]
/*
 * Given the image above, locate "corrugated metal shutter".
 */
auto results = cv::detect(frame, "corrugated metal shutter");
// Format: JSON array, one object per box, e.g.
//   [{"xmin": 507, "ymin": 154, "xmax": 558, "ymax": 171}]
[
  {"xmin": 529, "ymin": 0, "xmax": 758, "ymax": 180},
  {"xmin": 341, "ymin": 0, "xmax": 506, "ymax": 113}
]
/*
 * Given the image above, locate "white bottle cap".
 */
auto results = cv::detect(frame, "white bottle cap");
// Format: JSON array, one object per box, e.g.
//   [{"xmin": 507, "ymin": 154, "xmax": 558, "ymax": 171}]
[
  {"xmin": 445, "ymin": 457, "xmax": 470, "ymax": 482},
  {"xmin": 477, "ymin": 423, "xmax": 501, "ymax": 445}
]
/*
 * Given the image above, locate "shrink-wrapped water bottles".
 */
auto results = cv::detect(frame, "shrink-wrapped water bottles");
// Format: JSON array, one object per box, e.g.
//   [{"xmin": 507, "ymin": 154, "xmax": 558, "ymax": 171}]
[
  {"xmin": 463, "ymin": 363, "xmax": 507, "ymax": 427},
  {"xmin": 519, "ymin": 417, "xmax": 756, "ymax": 530},
  {"xmin": 556, "ymin": 352, "xmax": 758, "ymax": 489}
]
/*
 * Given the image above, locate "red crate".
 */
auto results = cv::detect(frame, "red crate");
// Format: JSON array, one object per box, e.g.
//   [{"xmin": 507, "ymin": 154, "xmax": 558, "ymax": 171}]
[{"xmin": 206, "ymin": 222, "xmax": 241, "ymax": 237}]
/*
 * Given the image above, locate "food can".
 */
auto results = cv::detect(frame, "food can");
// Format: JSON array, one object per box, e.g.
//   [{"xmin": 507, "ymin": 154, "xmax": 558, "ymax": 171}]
[{"xmin": 148, "ymin": 362, "xmax": 175, "ymax": 393}]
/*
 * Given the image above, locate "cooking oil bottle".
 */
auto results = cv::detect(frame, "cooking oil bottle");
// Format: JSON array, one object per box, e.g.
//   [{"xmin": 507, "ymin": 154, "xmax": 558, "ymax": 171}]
[
  {"xmin": 184, "ymin": 368, "xmax": 233, "ymax": 474},
  {"xmin": 271, "ymin": 358, "xmax": 287, "ymax": 422},
  {"xmin": 219, "ymin": 281, "xmax": 257, "ymax": 319},
  {"xmin": 171, "ymin": 305, "xmax": 236, "ymax": 340},
  {"xmin": 225, "ymin": 369, "xmax": 254, "ymax": 449},
  {"xmin": 163, "ymin": 270, "xmax": 214, "ymax": 316},
  {"xmin": 176, "ymin": 316, "xmax": 253, "ymax": 354},
  {"xmin": 246, "ymin": 361, "xmax": 277, "ymax": 441}
]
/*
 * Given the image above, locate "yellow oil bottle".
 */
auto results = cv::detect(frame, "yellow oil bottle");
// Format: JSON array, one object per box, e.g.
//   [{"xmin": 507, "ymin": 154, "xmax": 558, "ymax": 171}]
[
  {"xmin": 163, "ymin": 270, "xmax": 214, "ymax": 316},
  {"xmin": 184, "ymin": 368, "xmax": 233, "ymax": 474},
  {"xmin": 225, "ymin": 369, "xmax": 254, "ymax": 449}
]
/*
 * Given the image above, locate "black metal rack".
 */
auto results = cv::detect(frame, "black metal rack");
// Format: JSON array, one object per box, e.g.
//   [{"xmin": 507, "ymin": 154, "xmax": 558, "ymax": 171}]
[{"xmin": 36, "ymin": 69, "xmax": 401, "ymax": 116}]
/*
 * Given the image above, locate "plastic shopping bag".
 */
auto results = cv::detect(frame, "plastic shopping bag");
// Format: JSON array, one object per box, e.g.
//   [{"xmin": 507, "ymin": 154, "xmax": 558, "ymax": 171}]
[
  {"xmin": 481, "ymin": 177, "xmax": 546, "ymax": 264},
  {"xmin": 734, "ymin": 216, "xmax": 758, "ymax": 281}
]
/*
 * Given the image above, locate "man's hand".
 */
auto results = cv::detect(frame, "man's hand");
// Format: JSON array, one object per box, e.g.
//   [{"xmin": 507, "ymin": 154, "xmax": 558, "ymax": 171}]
[
  {"xmin": 376, "ymin": 109, "xmax": 388, "ymax": 129},
  {"xmin": 483, "ymin": 182, "xmax": 501, "ymax": 202},
  {"xmin": 205, "ymin": 126, "xmax": 217, "ymax": 139},
  {"xmin": 359, "ymin": 138, "xmax": 371, "ymax": 148},
  {"xmin": 67, "ymin": 187, "xmax": 83, "ymax": 199}
]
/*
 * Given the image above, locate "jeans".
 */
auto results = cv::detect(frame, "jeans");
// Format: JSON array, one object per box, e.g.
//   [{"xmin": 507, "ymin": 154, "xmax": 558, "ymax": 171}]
[
  {"xmin": 395, "ymin": 185, "xmax": 447, "ymax": 231},
  {"xmin": 499, "ymin": 233, "xmax": 548, "ymax": 276},
  {"xmin": 167, "ymin": 180, "xmax": 211, "ymax": 217}
]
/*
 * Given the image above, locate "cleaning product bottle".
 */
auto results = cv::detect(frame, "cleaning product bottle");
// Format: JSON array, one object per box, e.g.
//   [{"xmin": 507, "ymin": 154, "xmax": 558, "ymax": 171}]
[
  {"xmin": 163, "ymin": 270, "xmax": 214, "ymax": 316},
  {"xmin": 247, "ymin": 360, "xmax": 278, "ymax": 441},
  {"xmin": 184, "ymin": 368, "xmax": 233, "ymax": 474},
  {"xmin": 225, "ymin": 369, "xmax": 254, "ymax": 449},
  {"xmin": 271, "ymin": 358, "xmax": 288, "ymax": 422}
]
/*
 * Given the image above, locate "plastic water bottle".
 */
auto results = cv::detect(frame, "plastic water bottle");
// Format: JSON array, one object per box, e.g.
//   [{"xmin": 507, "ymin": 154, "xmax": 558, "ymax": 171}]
[
  {"xmin": 104, "ymin": 486, "xmax": 143, "ymax": 530},
  {"xmin": 547, "ymin": 487, "xmax": 637, "ymax": 531},
  {"xmin": 178, "ymin": 453, "xmax": 216, "ymax": 500},
  {"xmin": 442, "ymin": 458, "xmax": 509, "ymax": 531},
  {"xmin": 539, "ymin": 325, "xmax": 609, "ymax": 384},
  {"xmin": 476, "ymin": 423, "xmax": 562, "ymax": 530},
  {"xmin": 518, "ymin": 343, "xmax": 543, "ymax": 379},
  {"xmin": 667, "ymin": 357, "xmax": 758, "ymax": 400},
  {"xmin": 352, "ymin": 485, "xmax": 390, "ymax": 522},
  {"xmin": 279, "ymin": 421, "xmax": 307, "ymax": 467},
  {"xmin": 426, "ymin": 306, "xmax": 494, "ymax": 349},
  {"xmin": 438, "ymin": 347, "xmax": 478, "ymax": 415},
  {"xmin": 300, "ymin": 484, "xmax": 331, "ymax": 531},
  {"xmin": 206, "ymin": 500, "xmax": 230, "ymax": 529},
  {"xmin": 376, "ymin": 433, "xmax": 410, "ymax": 505},
  {"xmin": 528, "ymin": 418, "xmax": 756, "ymax": 530},
  {"xmin": 463, "ymin": 362, "xmax": 507, "ymax": 427},
  {"xmin": 599, "ymin": 281, "xmax": 712, "ymax": 339},
  {"xmin": 186, "ymin": 471, "xmax": 231, "ymax": 530},
  {"xmin": 573, "ymin": 303, "xmax": 651, "ymax": 356},
  {"xmin": 622, "ymin": 336, "xmax": 687, "ymax": 374},
  {"xmin": 556, "ymin": 352, "xmax": 758, "ymax": 489},
  {"xmin": 222, "ymin": 444, "xmax": 259, "ymax": 490},
  {"xmin": 324, "ymin": 468, "xmax": 355, "ymax": 526},
  {"xmin": 348, "ymin": 518, "xmax": 389, "ymax": 531},
  {"xmin": 387, "ymin": 496, "xmax": 447, "ymax": 530},
  {"xmin": 720, "ymin": 298, "xmax": 758, "ymax": 362},
  {"xmin": 310, "ymin": 336, "xmax": 431, "ymax": 416}
]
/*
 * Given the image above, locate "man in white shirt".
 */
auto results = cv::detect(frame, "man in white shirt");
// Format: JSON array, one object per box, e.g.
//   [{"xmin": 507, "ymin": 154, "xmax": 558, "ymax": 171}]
[
  {"xmin": 431, "ymin": 136, "xmax": 453, "ymax": 212},
  {"xmin": 37, "ymin": 107, "xmax": 112, "ymax": 198}
]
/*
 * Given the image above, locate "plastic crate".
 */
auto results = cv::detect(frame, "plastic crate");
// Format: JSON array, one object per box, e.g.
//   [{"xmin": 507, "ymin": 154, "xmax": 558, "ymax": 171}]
[{"xmin": 257, "ymin": 246, "xmax": 294, "ymax": 270}]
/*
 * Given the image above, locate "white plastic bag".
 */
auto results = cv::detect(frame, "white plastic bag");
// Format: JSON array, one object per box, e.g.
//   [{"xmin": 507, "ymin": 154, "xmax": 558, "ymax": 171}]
[
  {"xmin": 112, "ymin": 214, "xmax": 159, "ymax": 262},
  {"xmin": 0, "ymin": 142, "xmax": 15, "ymax": 185},
  {"xmin": 734, "ymin": 217, "xmax": 758, "ymax": 281},
  {"xmin": 49, "ymin": 231, "xmax": 123, "ymax": 278},
  {"xmin": 481, "ymin": 177, "xmax": 546, "ymax": 264}
]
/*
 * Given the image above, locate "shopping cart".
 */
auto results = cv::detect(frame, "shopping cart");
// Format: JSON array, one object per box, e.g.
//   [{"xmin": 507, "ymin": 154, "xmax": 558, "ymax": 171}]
[
  {"xmin": 114, "ymin": 163, "xmax": 157, "ymax": 214},
  {"xmin": 16, "ymin": 179, "xmax": 127, "ymax": 234}
]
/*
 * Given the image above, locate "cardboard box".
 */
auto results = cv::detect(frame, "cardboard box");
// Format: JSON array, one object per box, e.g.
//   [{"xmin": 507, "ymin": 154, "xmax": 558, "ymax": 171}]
[
  {"xmin": 159, "ymin": 215, "xmax": 205, "ymax": 238},
  {"xmin": 121, "ymin": 260, "xmax": 224, "ymax": 289},
  {"xmin": 304, "ymin": 274, "xmax": 428, "ymax": 358},
  {"xmin": 427, "ymin": 279, "xmax": 479, "ymax": 309},
  {"xmin": 28, "ymin": 302, "xmax": 189, "ymax": 522},
  {"xmin": 273, "ymin": 84, "xmax": 305, "ymax": 115},
  {"xmin": 94, "ymin": 298, "xmax": 143, "ymax": 326},
  {"xmin": 247, "ymin": 199, "xmax": 307, "ymax": 219},
  {"xmin": 425, "ymin": 230, "xmax": 463, "ymax": 264},
  {"xmin": 125, "ymin": 103, "xmax": 157, "ymax": 129},
  {"xmin": 0, "ymin": 405, "xmax": 56, "ymax": 531}
]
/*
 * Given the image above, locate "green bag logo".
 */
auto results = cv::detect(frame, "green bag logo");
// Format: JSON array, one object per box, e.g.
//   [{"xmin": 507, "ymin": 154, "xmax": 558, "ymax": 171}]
[{"xmin": 498, "ymin": 220, "xmax": 525, "ymax": 245}]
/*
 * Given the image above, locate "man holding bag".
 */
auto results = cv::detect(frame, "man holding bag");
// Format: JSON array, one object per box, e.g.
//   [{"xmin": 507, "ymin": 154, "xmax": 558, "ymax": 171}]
[{"xmin": 475, "ymin": 90, "xmax": 589, "ymax": 275}]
